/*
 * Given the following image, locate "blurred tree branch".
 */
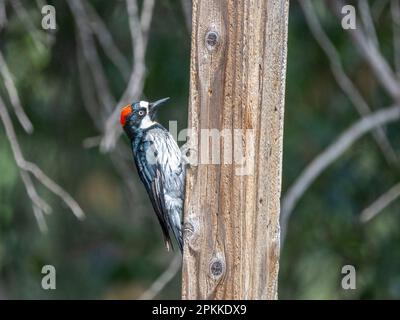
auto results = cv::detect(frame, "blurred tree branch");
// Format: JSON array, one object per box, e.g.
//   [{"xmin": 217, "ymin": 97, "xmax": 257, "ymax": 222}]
[
  {"xmin": 9, "ymin": 0, "xmax": 46, "ymax": 52},
  {"xmin": 360, "ymin": 182, "xmax": 400, "ymax": 223},
  {"xmin": 300, "ymin": 0, "xmax": 398, "ymax": 167},
  {"xmin": 84, "ymin": 1, "xmax": 131, "ymax": 81},
  {"xmin": 139, "ymin": 254, "xmax": 181, "ymax": 300},
  {"xmin": 0, "ymin": 96, "xmax": 84, "ymax": 232},
  {"xmin": 68, "ymin": 0, "xmax": 115, "ymax": 115},
  {"xmin": 358, "ymin": 0, "xmax": 379, "ymax": 48},
  {"xmin": 0, "ymin": 12, "xmax": 85, "ymax": 232},
  {"xmin": 329, "ymin": 0, "xmax": 400, "ymax": 102},
  {"xmin": 0, "ymin": 51, "xmax": 33, "ymax": 133},
  {"xmin": 392, "ymin": 0, "xmax": 400, "ymax": 77},
  {"xmin": 281, "ymin": 105, "xmax": 400, "ymax": 243},
  {"xmin": 282, "ymin": 0, "xmax": 400, "ymax": 245}
]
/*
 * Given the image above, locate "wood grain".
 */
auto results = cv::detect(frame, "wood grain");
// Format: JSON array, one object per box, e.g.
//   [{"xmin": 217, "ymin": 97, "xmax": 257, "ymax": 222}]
[{"xmin": 182, "ymin": 0, "xmax": 289, "ymax": 299}]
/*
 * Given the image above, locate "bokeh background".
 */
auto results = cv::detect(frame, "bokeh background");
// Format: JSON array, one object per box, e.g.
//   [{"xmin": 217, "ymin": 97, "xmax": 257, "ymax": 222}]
[{"xmin": 0, "ymin": 0, "xmax": 399, "ymax": 299}]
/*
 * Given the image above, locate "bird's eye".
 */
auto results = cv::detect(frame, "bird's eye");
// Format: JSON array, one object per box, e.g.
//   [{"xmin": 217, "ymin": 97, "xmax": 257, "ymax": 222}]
[{"xmin": 138, "ymin": 110, "xmax": 145, "ymax": 116}]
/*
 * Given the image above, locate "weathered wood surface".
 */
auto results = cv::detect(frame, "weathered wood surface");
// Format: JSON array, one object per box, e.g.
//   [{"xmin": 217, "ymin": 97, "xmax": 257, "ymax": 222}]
[{"xmin": 182, "ymin": 0, "xmax": 289, "ymax": 299}]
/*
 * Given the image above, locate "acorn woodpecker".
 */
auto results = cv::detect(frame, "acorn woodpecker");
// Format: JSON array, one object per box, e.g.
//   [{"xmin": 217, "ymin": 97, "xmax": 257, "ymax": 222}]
[{"xmin": 120, "ymin": 98, "xmax": 184, "ymax": 252}]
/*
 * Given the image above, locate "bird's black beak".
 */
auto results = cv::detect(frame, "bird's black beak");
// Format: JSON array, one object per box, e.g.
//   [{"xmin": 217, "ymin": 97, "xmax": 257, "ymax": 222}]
[{"xmin": 149, "ymin": 97, "xmax": 170, "ymax": 119}]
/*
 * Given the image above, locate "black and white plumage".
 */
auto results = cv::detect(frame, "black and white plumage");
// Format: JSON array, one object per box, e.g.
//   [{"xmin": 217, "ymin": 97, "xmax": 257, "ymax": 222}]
[{"xmin": 120, "ymin": 98, "xmax": 185, "ymax": 252}]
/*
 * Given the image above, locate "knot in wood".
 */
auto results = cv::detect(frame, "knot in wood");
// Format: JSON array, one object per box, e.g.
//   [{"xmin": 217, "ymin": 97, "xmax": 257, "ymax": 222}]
[
  {"xmin": 183, "ymin": 222, "xmax": 195, "ymax": 240},
  {"xmin": 210, "ymin": 258, "xmax": 224, "ymax": 278},
  {"xmin": 205, "ymin": 30, "xmax": 219, "ymax": 51}
]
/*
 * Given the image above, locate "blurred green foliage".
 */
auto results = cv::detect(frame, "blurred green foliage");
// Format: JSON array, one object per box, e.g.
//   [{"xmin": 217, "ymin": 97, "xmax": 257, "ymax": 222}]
[{"xmin": 0, "ymin": 0, "xmax": 399, "ymax": 299}]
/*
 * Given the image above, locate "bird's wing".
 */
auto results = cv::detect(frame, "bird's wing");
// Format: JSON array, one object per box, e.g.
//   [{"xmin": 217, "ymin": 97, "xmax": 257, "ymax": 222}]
[
  {"xmin": 135, "ymin": 143, "xmax": 172, "ymax": 250},
  {"xmin": 134, "ymin": 127, "xmax": 184, "ymax": 251}
]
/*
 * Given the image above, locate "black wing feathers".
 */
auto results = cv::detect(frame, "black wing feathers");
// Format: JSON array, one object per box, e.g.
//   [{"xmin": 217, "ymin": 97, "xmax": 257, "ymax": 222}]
[{"xmin": 134, "ymin": 138, "xmax": 175, "ymax": 250}]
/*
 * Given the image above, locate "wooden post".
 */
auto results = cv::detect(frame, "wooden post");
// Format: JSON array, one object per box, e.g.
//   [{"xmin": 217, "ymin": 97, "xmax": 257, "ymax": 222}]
[{"xmin": 182, "ymin": 0, "xmax": 289, "ymax": 299}]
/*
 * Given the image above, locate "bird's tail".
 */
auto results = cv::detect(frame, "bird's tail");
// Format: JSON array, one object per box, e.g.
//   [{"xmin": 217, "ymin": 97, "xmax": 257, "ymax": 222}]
[
  {"xmin": 163, "ymin": 232, "xmax": 182, "ymax": 253},
  {"xmin": 167, "ymin": 209, "xmax": 183, "ymax": 253},
  {"xmin": 170, "ymin": 221, "xmax": 183, "ymax": 253}
]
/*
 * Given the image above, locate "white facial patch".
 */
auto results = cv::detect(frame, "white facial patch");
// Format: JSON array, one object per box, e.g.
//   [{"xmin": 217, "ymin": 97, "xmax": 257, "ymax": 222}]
[
  {"xmin": 139, "ymin": 100, "xmax": 149, "ymax": 111},
  {"xmin": 139, "ymin": 115, "xmax": 155, "ymax": 129},
  {"xmin": 138, "ymin": 100, "xmax": 155, "ymax": 129}
]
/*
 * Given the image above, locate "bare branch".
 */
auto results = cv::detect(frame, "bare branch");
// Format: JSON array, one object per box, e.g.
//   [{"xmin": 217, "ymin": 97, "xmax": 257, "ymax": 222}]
[
  {"xmin": 0, "ymin": 95, "xmax": 50, "ymax": 231},
  {"xmin": 75, "ymin": 41, "xmax": 109, "ymax": 126},
  {"xmin": 139, "ymin": 254, "xmax": 181, "ymax": 300},
  {"xmin": 300, "ymin": 0, "xmax": 398, "ymax": 166},
  {"xmin": 392, "ymin": 0, "xmax": 400, "ymax": 77},
  {"xmin": 140, "ymin": 0, "xmax": 155, "ymax": 45},
  {"xmin": 123, "ymin": 0, "xmax": 150, "ymax": 96},
  {"xmin": 35, "ymin": 0, "xmax": 46, "ymax": 8},
  {"xmin": 100, "ymin": 0, "xmax": 155, "ymax": 152},
  {"xmin": 0, "ymin": 50, "xmax": 33, "ymax": 133},
  {"xmin": 22, "ymin": 161, "xmax": 85, "ymax": 220},
  {"xmin": 358, "ymin": 0, "xmax": 379, "ymax": 47},
  {"xmin": 84, "ymin": 1, "xmax": 130, "ymax": 81},
  {"xmin": 281, "ymin": 105, "xmax": 400, "ymax": 242},
  {"xmin": 330, "ymin": 0, "xmax": 400, "ymax": 101},
  {"xmin": 33, "ymin": 205, "xmax": 48, "ymax": 233},
  {"xmin": 67, "ymin": 0, "xmax": 115, "ymax": 112},
  {"xmin": 9, "ymin": 0, "xmax": 45, "ymax": 53},
  {"xmin": 360, "ymin": 182, "xmax": 400, "ymax": 222},
  {"xmin": 0, "ymin": 95, "xmax": 85, "ymax": 231}
]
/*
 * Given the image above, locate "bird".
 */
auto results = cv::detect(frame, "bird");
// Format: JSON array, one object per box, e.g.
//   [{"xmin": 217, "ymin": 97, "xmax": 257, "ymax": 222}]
[{"xmin": 120, "ymin": 98, "xmax": 185, "ymax": 252}]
